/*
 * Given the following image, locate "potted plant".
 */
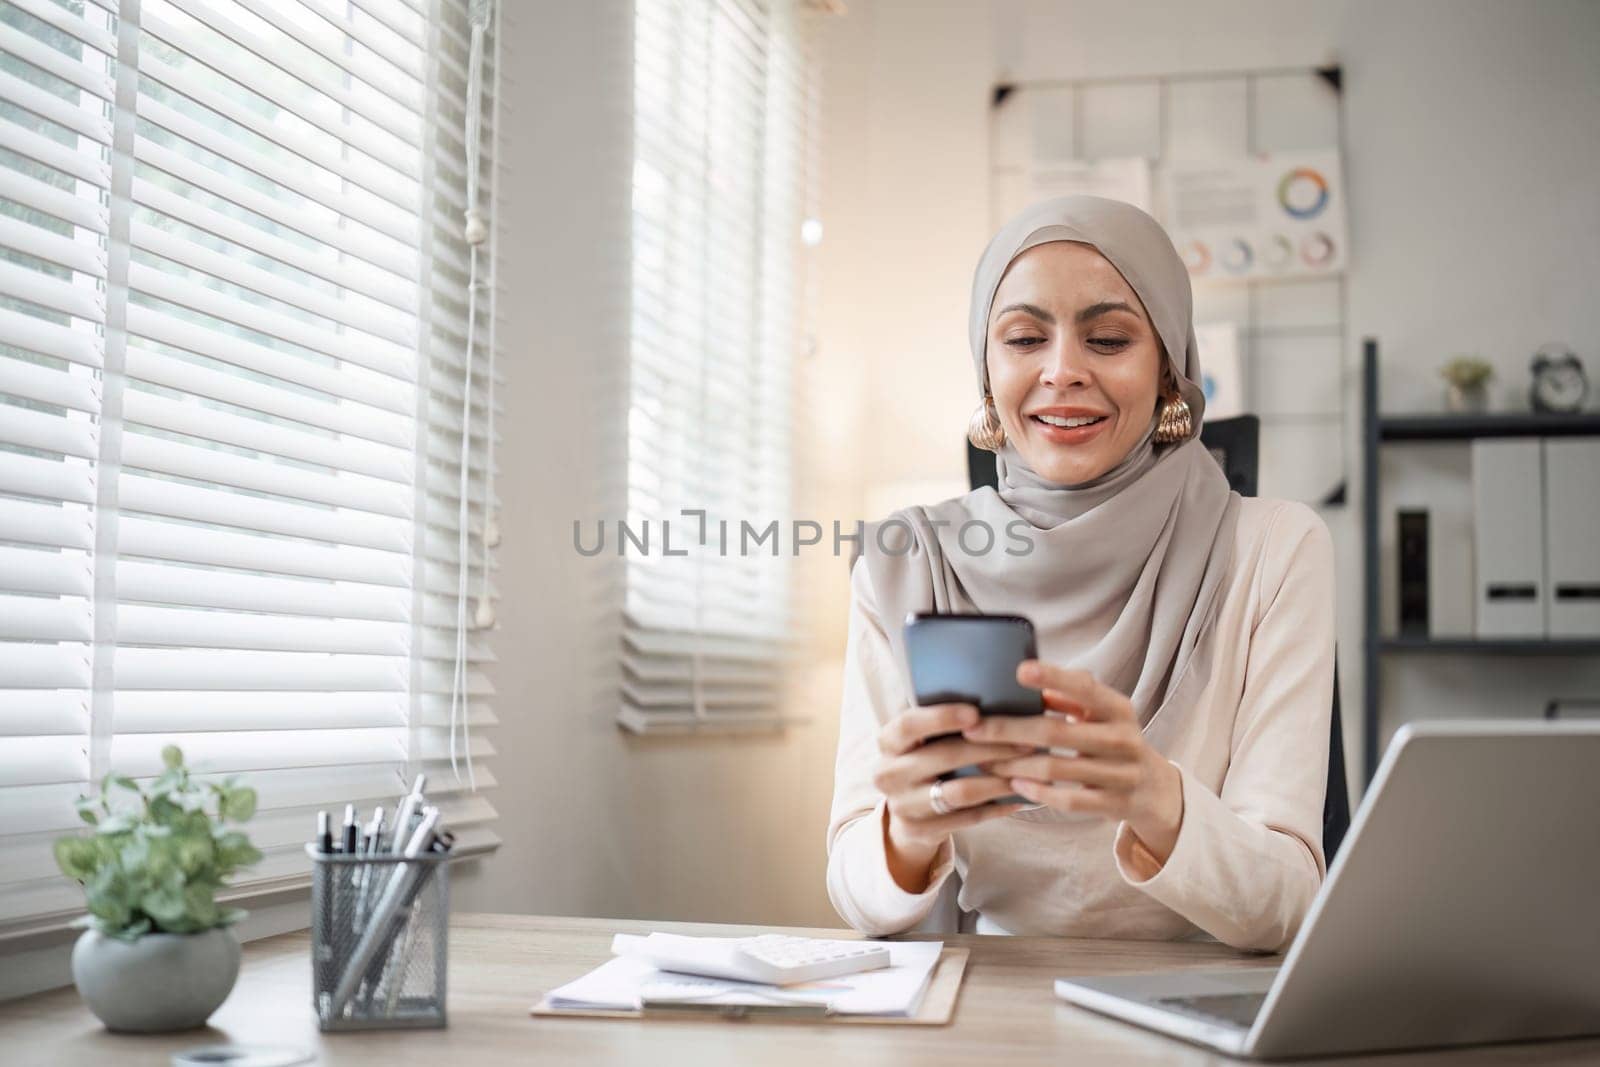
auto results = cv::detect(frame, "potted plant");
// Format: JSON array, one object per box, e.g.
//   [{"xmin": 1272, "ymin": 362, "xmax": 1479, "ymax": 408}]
[
  {"xmin": 54, "ymin": 745, "xmax": 262, "ymax": 1032},
  {"xmin": 1439, "ymin": 356, "xmax": 1494, "ymax": 413}
]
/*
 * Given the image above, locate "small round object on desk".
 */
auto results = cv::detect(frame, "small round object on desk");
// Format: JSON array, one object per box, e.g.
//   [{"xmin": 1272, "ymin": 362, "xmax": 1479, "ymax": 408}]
[{"xmin": 172, "ymin": 1046, "xmax": 312, "ymax": 1067}]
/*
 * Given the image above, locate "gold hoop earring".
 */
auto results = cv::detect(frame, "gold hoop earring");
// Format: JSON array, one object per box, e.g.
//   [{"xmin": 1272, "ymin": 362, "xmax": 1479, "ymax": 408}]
[
  {"xmin": 1153, "ymin": 394, "xmax": 1192, "ymax": 444},
  {"xmin": 967, "ymin": 395, "xmax": 1006, "ymax": 451}
]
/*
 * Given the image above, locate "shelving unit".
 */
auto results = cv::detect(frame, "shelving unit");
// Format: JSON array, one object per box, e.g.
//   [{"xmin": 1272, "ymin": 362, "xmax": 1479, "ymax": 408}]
[{"xmin": 1360, "ymin": 339, "xmax": 1600, "ymax": 782}]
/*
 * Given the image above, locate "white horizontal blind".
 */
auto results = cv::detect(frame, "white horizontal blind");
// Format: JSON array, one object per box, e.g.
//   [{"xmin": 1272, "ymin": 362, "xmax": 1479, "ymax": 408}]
[
  {"xmin": 0, "ymin": 0, "xmax": 501, "ymax": 929},
  {"xmin": 622, "ymin": 0, "xmax": 816, "ymax": 732},
  {"xmin": 110, "ymin": 0, "xmax": 427, "ymax": 894},
  {"xmin": 0, "ymin": 0, "xmax": 115, "ymax": 925}
]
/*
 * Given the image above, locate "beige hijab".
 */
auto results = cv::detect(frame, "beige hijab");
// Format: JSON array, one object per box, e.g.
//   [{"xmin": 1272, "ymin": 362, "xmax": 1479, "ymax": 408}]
[{"xmin": 861, "ymin": 196, "xmax": 1240, "ymax": 726}]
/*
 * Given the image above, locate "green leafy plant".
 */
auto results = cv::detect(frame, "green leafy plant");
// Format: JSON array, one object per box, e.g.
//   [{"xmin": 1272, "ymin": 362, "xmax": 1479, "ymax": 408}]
[
  {"xmin": 54, "ymin": 745, "xmax": 262, "ymax": 941},
  {"xmin": 1439, "ymin": 356, "xmax": 1494, "ymax": 389}
]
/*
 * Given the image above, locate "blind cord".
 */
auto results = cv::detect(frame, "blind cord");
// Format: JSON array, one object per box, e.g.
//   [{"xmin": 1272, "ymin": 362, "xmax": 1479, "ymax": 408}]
[
  {"xmin": 477, "ymin": 0, "xmax": 501, "ymax": 618},
  {"xmin": 449, "ymin": 0, "xmax": 496, "ymax": 788}
]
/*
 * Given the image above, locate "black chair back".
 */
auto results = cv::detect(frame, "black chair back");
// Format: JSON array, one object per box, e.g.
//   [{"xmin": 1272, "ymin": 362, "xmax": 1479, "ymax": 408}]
[
  {"xmin": 964, "ymin": 417, "xmax": 1352, "ymax": 864},
  {"xmin": 1199, "ymin": 414, "xmax": 1259, "ymax": 497},
  {"xmin": 1325, "ymin": 664, "xmax": 1351, "ymax": 863}
]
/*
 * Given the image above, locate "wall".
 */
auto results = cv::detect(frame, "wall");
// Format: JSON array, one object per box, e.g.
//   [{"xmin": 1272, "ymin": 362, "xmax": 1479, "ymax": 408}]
[
  {"xmin": 449, "ymin": 0, "xmax": 841, "ymax": 927},
  {"xmin": 465, "ymin": 0, "xmax": 1600, "ymax": 925}
]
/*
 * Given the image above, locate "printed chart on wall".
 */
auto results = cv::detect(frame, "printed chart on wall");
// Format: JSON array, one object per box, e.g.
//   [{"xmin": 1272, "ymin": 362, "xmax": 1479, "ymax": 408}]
[
  {"xmin": 990, "ymin": 71, "xmax": 1350, "ymax": 507},
  {"xmin": 1162, "ymin": 152, "xmax": 1347, "ymax": 281}
]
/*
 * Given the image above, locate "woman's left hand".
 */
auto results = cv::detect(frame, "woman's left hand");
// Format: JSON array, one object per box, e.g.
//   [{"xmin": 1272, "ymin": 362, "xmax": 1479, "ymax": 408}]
[{"xmin": 965, "ymin": 659, "xmax": 1185, "ymax": 863}]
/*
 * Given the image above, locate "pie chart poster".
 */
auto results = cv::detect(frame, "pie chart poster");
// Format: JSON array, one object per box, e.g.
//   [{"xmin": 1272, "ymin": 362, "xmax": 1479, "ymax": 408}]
[{"xmin": 1160, "ymin": 151, "xmax": 1348, "ymax": 281}]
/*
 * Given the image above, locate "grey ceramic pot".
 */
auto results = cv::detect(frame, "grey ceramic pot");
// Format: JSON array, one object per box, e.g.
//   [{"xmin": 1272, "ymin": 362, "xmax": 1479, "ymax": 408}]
[
  {"xmin": 71, "ymin": 926, "xmax": 241, "ymax": 1032},
  {"xmin": 1445, "ymin": 382, "xmax": 1489, "ymax": 413}
]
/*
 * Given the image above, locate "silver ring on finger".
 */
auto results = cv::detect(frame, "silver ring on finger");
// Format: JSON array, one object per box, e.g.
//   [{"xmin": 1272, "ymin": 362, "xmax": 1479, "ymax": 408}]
[{"xmin": 928, "ymin": 780, "xmax": 953, "ymax": 816}]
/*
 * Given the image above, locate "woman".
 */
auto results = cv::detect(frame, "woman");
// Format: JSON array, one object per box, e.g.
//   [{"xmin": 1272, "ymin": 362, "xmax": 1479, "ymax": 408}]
[{"xmin": 826, "ymin": 196, "xmax": 1334, "ymax": 952}]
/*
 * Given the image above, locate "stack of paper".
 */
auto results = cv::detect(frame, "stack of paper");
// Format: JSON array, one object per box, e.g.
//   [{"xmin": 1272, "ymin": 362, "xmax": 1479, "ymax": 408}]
[{"xmin": 541, "ymin": 937, "xmax": 943, "ymax": 1017}]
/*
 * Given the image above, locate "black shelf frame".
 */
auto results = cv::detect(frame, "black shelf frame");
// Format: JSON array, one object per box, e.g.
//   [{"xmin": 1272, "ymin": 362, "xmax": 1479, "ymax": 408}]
[
  {"xmin": 1379, "ymin": 412, "xmax": 1600, "ymax": 441},
  {"xmin": 1379, "ymin": 637, "xmax": 1600, "ymax": 656},
  {"xmin": 1360, "ymin": 339, "xmax": 1600, "ymax": 783}
]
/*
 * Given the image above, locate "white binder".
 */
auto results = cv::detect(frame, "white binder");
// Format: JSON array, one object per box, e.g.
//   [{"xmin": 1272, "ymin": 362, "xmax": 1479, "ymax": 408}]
[
  {"xmin": 1543, "ymin": 437, "xmax": 1600, "ymax": 638},
  {"xmin": 1472, "ymin": 440, "xmax": 1544, "ymax": 637}
]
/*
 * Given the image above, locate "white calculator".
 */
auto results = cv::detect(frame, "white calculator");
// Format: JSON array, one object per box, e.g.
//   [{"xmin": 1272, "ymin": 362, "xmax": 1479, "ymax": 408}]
[{"xmin": 617, "ymin": 933, "xmax": 892, "ymax": 986}]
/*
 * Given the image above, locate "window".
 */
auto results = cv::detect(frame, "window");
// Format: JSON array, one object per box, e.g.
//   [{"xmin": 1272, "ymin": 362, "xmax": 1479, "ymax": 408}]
[
  {"xmin": 0, "ymin": 0, "xmax": 501, "ymax": 933},
  {"xmin": 622, "ymin": 0, "xmax": 819, "ymax": 733}
]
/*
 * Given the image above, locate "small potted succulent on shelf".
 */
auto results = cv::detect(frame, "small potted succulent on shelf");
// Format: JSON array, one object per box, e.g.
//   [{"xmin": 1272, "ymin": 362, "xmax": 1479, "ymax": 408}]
[
  {"xmin": 54, "ymin": 745, "xmax": 262, "ymax": 1032},
  {"xmin": 1439, "ymin": 356, "xmax": 1494, "ymax": 413}
]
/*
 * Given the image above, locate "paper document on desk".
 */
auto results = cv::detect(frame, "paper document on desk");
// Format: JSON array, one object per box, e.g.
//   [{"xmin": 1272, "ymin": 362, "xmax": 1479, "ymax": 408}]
[{"xmin": 542, "ymin": 938, "xmax": 943, "ymax": 1016}]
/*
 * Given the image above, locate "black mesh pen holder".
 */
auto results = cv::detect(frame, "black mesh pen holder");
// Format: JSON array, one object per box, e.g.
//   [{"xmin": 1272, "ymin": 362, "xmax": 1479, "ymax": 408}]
[{"xmin": 308, "ymin": 844, "xmax": 450, "ymax": 1031}]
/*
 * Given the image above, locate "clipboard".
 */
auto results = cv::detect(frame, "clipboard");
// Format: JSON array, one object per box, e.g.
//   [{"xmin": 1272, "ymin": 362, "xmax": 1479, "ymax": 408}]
[{"xmin": 531, "ymin": 947, "xmax": 969, "ymax": 1027}]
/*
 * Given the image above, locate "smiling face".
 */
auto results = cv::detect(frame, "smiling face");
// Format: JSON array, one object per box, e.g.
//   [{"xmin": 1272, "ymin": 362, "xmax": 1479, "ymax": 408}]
[{"xmin": 985, "ymin": 241, "xmax": 1168, "ymax": 485}]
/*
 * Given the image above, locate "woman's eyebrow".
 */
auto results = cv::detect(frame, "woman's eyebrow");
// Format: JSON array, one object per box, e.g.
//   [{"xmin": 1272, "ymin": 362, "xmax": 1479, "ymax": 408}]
[
  {"xmin": 1075, "ymin": 300, "xmax": 1137, "ymax": 323},
  {"xmin": 993, "ymin": 299, "xmax": 1138, "ymax": 325},
  {"xmin": 994, "ymin": 301, "xmax": 1055, "ymax": 323}
]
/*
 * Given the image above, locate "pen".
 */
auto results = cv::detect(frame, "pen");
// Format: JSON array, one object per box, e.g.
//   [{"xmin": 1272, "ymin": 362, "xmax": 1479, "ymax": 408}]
[
  {"xmin": 362, "ymin": 791, "xmax": 426, "ymax": 1007},
  {"xmin": 315, "ymin": 811, "xmax": 334, "ymax": 1009},
  {"xmin": 366, "ymin": 806, "xmax": 387, "ymax": 854},
  {"xmin": 389, "ymin": 776, "xmax": 427, "ymax": 856},
  {"xmin": 352, "ymin": 805, "xmax": 389, "ymax": 1011},
  {"xmin": 641, "ymin": 999, "xmax": 832, "ymax": 1019},
  {"xmin": 331, "ymin": 802, "xmax": 359, "ymax": 1013},
  {"xmin": 354, "ymin": 806, "xmax": 386, "ymax": 932}
]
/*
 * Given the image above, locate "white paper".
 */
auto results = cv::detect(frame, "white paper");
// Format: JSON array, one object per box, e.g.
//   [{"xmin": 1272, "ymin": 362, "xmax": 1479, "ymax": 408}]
[
  {"xmin": 1194, "ymin": 322, "xmax": 1245, "ymax": 420},
  {"xmin": 541, "ymin": 938, "xmax": 943, "ymax": 1017},
  {"xmin": 1024, "ymin": 157, "xmax": 1151, "ymax": 214}
]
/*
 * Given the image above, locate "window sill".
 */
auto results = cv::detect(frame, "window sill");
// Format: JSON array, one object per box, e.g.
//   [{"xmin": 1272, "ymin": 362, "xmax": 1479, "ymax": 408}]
[
  {"xmin": 616, "ymin": 708, "xmax": 810, "ymax": 735},
  {"xmin": 0, "ymin": 840, "xmax": 499, "ymax": 954}
]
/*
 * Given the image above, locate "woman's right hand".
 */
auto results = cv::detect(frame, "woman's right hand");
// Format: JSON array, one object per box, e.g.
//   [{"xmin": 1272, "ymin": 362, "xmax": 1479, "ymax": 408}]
[{"xmin": 874, "ymin": 702, "xmax": 1032, "ymax": 893}]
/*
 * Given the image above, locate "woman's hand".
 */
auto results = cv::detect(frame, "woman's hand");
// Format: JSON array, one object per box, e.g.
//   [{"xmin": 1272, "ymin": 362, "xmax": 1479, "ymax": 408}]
[
  {"xmin": 969, "ymin": 660, "xmax": 1186, "ymax": 864},
  {"xmin": 874, "ymin": 702, "xmax": 1032, "ymax": 893}
]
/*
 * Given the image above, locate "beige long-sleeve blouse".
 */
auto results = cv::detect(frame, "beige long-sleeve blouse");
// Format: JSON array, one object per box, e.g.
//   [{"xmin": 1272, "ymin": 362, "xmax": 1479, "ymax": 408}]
[{"xmin": 825, "ymin": 496, "xmax": 1335, "ymax": 952}]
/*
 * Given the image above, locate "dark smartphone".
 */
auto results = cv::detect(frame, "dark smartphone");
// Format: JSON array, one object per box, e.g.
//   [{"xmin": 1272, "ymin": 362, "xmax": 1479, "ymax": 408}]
[
  {"xmin": 903, "ymin": 612, "xmax": 1043, "ymax": 715},
  {"xmin": 902, "ymin": 613, "xmax": 1043, "ymax": 795}
]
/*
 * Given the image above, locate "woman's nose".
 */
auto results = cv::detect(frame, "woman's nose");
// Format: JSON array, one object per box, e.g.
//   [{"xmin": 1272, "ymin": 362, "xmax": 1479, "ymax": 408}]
[{"xmin": 1039, "ymin": 340, "xmax": 1090, "ymax": 388}]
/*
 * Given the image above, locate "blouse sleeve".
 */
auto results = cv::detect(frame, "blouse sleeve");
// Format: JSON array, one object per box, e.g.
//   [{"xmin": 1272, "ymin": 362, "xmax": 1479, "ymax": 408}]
[
  {"xmin": 824, "ymin": 560, "xmax": 958, "ymax": 936},
  {"xmin": 1112, "ymin": 500, "xmax": 1335, "ymax": 952}
]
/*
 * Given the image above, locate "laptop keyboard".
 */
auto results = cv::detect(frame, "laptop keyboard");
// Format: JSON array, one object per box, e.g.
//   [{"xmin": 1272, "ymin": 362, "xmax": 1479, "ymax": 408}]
[{"xmin": 1155, "ymin": 992, "xmax": 1267, "ymax": 1030}]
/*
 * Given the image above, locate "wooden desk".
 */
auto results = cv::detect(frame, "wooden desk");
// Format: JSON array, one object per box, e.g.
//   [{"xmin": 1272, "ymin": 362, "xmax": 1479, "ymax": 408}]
[{"xmin": 4, "ymin": 914, "xmax": 1597, "ymax": 1065}]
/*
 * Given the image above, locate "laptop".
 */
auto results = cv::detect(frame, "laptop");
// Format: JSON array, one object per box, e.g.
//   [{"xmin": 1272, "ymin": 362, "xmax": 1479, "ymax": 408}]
[{"xmin": 1054, "ymin": 720, "xmax": 1600, "ymax": 1059}]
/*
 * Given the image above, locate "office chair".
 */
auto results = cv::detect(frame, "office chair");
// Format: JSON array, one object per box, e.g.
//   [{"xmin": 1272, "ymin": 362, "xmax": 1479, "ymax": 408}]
[{"xmin": 963, "ymin": 415, "xmax": 1352, "ymax": 865}]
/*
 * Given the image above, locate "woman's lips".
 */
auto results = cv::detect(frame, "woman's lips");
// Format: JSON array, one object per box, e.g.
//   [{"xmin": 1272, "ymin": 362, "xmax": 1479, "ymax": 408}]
[{"xmin": 1030, "ymin": 414, "xmax": 1110, "ymax": 444}]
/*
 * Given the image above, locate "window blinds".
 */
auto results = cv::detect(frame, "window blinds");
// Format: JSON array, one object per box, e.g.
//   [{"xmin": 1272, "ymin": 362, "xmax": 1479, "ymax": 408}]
[
  {"xmin": 0, "ymin": 0, "xmax": 114, "ymax": 928},
  {"xmin": 0, "ymin": 0, "xmax": 500, "ymax": 932},
  {"xmin": 622, "ymin": 0, "xmax": 817, "ymax": 733}
]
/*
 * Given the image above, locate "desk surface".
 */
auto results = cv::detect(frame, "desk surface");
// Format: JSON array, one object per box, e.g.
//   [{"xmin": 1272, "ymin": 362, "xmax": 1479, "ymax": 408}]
[{"xmin": 4, "ymin": 913, "xmax": 1597, "ymax": 1066}]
